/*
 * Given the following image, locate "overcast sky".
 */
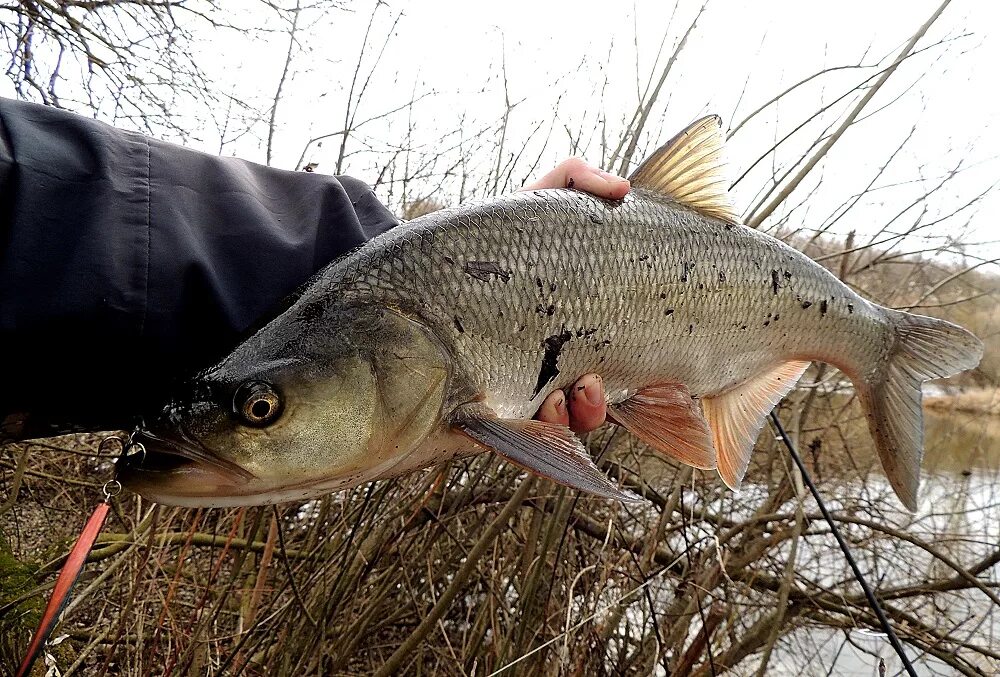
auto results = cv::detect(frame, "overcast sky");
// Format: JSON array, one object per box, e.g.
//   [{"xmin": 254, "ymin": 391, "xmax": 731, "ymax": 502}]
[
  {"xmin": 6, "ymin": 0, "xmax": 998, "ymax": 261},
  {"xmin": 202, "ymin": 0, "xmax": 999, "ymax": 258}
]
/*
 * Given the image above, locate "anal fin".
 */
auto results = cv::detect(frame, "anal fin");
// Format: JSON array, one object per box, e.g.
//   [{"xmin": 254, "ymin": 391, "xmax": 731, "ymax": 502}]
[
  {"xmin": 454, "ymin": 414, "xmax": 643, "ymax": 503},
  {"xmin": 702, "ymin": 361, "xmax": 810, "ymax": 489},
  {"xmin": 608, "ymin": 383, "xmax": 716, "ymax": 470}
]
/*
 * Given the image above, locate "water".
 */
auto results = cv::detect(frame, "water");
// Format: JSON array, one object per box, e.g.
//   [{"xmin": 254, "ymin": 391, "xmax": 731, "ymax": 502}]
[
  {"xmin": 595, "ymin": 397, "xmax": 999, "ymax": 675},
  {"xmin": 761, "ymin": 406, "xmax": 1000, "ymax": 676},
  {"xmin": 924, "ymin": 410, "xmax": 1000, "ymax": 475}
]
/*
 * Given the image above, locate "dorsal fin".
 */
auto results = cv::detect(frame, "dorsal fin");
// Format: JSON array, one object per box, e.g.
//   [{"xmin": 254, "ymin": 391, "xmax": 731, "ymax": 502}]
[
  {"xmin": 702, "ymin": 361, "xmax": 810, "ymax": 489},
  {"xmin": 627, "ymin": 115, "xmax": 739, "ymax": 224}
]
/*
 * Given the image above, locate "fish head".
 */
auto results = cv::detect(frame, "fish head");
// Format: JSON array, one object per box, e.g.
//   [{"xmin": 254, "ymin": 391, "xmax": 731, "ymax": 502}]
[{"xmin": 119, "ymin": 303, "xmax": 453, "ymax": 507}]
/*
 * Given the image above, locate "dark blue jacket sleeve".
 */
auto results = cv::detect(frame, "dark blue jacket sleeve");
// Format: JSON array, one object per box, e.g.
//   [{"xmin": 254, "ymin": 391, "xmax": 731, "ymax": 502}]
[{"xmin": 0, "ymin": 98, "xmax": 398, "ymax": 439}]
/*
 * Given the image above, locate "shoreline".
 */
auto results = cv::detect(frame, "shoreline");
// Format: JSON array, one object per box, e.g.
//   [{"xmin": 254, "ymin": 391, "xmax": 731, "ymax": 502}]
[{"xmin": 924, "ymin": 387, "xmax": 1000, "ymax": 416}]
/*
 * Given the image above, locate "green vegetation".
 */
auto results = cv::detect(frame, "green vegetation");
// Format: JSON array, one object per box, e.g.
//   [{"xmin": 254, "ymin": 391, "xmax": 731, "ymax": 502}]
[{"xmin": 0, "ymin": 532, "xmax": 41, "ymax": 670}]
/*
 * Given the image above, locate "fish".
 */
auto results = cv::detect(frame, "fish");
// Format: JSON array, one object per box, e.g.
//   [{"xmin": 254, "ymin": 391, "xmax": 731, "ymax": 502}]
[{"xmin": 118, "ymin": 116, "xmax": 983, "ymax": 511}]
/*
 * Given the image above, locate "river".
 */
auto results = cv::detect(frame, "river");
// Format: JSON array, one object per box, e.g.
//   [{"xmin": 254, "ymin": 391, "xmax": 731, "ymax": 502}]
[{"xmin": 764, "ymin": 408, "xmax": 1000, "ymax": 676}]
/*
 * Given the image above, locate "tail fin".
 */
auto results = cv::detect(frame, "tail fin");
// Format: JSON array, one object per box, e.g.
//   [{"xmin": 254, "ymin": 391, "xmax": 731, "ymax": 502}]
[{"xmin": 859, "ymin": 310, "xmax": 983, "ymax": 511}]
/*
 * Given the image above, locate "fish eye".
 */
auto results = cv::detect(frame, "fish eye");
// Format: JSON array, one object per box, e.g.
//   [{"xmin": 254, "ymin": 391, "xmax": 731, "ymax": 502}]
[{"xmin": 234, "ymin": 381, "xmax": 283, "ymax": 427}]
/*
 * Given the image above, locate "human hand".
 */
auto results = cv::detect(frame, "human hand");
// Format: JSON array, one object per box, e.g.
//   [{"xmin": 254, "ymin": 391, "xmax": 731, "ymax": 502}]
[
  {"xmin": 521, "ymin": 158, "xmax": 630, "ymax": 200},
  {"xmin": 534, "ymin": 374, "xmax": 607, "ymax": 433},
  {"xmin": 524, "ymin": 160, "xmax": 620, "ymax": 433}
]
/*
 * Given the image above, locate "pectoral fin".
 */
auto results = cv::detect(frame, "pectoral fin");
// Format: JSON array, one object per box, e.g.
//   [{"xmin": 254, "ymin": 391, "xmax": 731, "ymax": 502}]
[
  {"xmin": 454, "ymin": 414, "xmax": 643, "ymax": 503},
  {"xmin": 608, "ymin": 383, "xmax": 717, "ymax": 470},
  {"xmin": 702, "ymin": 361, "xmax": 810, "ymax": 489}
]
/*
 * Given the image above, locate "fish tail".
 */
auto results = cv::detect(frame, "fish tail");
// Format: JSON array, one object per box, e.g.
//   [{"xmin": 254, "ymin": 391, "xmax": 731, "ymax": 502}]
[{"xmin": 858, "ymin": 309, "xmax": 983, "ymax": 511}]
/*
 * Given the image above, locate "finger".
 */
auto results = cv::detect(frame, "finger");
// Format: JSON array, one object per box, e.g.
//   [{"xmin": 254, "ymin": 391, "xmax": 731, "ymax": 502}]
[
  {"xmin": 567, "ymin": 373, "xmax": 607, "ymax": 433},
  {"xmin": 566, "ymin": 163, "xmax": 631, "ymax": 200},
  {"xmin": 535, "ymin": 389, "xmax": 570, "ymax": 426},
  {"xmin": 521, "ymin": 158, "xmax": 630, "ymax": 200}
]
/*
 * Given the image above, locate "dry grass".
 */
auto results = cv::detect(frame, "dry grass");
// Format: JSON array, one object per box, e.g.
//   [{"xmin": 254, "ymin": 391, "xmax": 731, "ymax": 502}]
[{"xmin": 2, "ymin": 387, "xmax": 999, "ymax": 675}]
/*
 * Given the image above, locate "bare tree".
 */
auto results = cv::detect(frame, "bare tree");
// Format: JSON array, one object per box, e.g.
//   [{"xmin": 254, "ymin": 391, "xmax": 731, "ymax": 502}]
[{"xmin": 3, "ymin": 1, "xmax": 227, "ymax": 136}]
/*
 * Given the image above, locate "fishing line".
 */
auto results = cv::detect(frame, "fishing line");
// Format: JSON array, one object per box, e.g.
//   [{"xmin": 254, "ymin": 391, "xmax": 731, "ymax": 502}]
[{"xmin": 768, "ymin": 411, "xmax": 919, "ymax": 677}]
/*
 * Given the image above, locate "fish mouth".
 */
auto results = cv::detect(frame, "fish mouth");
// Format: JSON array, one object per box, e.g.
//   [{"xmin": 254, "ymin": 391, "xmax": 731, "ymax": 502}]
[
  {"xmin": 128, "ymin": 428, "xmax": 255, "ymax": 479},
  {"xmin": 116, "ymin": 428, "xmax": 258, "ymax": 507},
  {"xmin": 116, "ymin": 425, "xmax": 367, "ymax": 508}
]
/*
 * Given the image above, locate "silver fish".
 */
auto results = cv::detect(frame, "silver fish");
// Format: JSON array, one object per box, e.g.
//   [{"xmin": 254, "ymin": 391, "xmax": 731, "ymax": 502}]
[{"xmin": 119, "ymin": 116, "xmax": 983, "ymax": 510}]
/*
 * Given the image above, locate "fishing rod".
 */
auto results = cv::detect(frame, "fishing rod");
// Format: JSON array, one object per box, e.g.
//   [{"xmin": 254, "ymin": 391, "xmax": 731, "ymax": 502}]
[{"xmin": 769, "ymin": 411, "xmax": 918, "ymax": 677}]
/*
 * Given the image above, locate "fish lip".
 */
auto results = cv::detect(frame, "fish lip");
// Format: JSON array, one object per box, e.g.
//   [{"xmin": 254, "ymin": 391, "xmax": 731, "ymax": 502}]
[{"xmin": 122, "ymin": 427, "xmax": 255, "ymax": 480}]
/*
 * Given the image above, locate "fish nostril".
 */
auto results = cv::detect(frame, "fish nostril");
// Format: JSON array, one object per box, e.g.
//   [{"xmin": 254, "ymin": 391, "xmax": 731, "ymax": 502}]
[
  {"xmin": 192, "ymin": 382, "xmax": 214, "ymax": 402},
  {"xmin": 160, "ymin": 382, "xmax": 216, "ymax": 425}
]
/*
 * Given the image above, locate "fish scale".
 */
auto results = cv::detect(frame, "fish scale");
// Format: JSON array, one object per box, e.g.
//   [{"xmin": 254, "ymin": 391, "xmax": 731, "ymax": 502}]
[{"xmin": 315, "ymin": 187, "xmax": 888, "ymax": 419}]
